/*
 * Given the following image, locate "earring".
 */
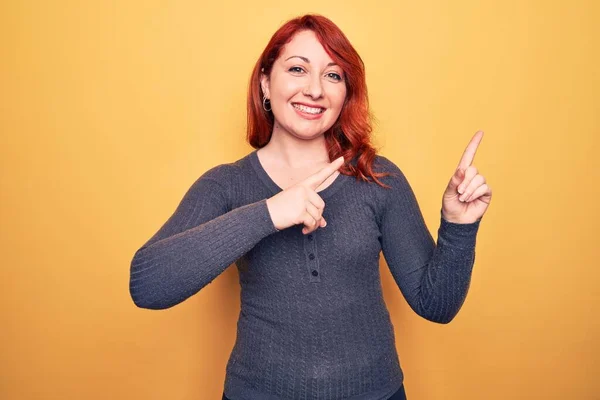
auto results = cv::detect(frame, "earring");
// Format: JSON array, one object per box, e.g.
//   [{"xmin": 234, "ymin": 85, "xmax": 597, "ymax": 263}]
[{"xmin": 262, "ymin": 95, "xmax": 272, "ymax": 112}]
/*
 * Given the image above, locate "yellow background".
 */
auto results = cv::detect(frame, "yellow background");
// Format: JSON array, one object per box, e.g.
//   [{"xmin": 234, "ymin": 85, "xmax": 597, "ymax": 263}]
[{"xmin": 1, "ymin": 0, "xmax": 598, "ymax": 399}]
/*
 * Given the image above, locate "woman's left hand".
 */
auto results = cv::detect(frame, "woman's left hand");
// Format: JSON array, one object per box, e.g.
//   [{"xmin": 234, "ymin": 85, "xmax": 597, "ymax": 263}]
[{"xmin": 441, "ymin": 130, "xmax": 493, "ymax": 224}]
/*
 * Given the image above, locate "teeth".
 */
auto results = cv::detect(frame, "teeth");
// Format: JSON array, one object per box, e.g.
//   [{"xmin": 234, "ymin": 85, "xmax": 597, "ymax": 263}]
[{"xmin": 293, "ymin": 103, "xmax": 324, "ymax": 114}]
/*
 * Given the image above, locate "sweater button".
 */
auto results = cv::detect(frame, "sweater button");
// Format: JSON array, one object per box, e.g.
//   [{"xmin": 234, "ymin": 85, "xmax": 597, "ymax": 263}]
[
  {"xmin": 311, "ymin": 270, "xmax": 319, "ymax": 276},
  {"xmin": 309, "ymin": 253, "xmax": 315, "ymax": 260},
  {"xmin": 307, "ymin": 234, "xmax": 313, "ymax": 241}
]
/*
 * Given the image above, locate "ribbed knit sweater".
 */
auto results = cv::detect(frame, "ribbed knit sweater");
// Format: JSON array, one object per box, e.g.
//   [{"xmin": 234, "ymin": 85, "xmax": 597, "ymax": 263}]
[{"xmin": 129, "ymin": 149, "xmax": 481, "ymax": 400}]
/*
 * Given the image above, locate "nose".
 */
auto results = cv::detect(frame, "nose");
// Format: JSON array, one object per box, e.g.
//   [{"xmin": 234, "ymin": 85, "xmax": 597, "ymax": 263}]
[{"xmin": 304, "ymin": 73, "xmax": 323, "ymax": 99}]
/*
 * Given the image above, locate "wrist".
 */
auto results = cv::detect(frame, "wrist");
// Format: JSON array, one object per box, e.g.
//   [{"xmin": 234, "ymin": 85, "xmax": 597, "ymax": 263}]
[
  {"xmin": 441, "ymin": 210, "xmax": 482, "ymax": 225},
  {"xmin": 265, "ymin": 198, "xmax": 282, "ymax": 231}
]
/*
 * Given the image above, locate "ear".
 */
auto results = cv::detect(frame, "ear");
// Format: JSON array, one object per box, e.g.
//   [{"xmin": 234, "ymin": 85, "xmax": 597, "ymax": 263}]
[{"xmin": 260, "ymin": 71, "xmax": 270, "ymax": 99}]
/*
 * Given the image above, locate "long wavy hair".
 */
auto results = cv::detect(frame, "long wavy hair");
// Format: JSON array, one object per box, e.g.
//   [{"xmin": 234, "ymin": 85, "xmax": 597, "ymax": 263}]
[{"xmin": 246, "ymin": 14, "xmax": 391, "ymax": 188}]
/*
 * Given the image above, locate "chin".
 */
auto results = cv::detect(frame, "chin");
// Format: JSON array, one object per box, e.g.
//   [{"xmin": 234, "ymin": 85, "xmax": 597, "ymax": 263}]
[
  {"xmin": 292, "ymin": 127, "xmax": 331, "ymax": 140},
  {"xmin": 295, "ymin": 122, "xmax": 336, "ymax": 138}
]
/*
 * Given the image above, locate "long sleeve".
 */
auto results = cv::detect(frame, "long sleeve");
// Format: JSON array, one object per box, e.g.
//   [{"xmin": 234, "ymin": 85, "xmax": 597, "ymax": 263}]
[
  {"xmin": 129, "ymin": 165, "xmax": 278, "ymax": 310},
  {"xmin": 378, "ymin": 159, "xmax": 481, "ymax": 324}
]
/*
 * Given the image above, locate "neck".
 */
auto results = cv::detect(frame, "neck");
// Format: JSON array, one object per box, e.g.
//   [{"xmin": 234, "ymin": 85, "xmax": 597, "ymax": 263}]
[{"xmin": 260, "ymin": 125, "xmax": 330, "ymax": 168}]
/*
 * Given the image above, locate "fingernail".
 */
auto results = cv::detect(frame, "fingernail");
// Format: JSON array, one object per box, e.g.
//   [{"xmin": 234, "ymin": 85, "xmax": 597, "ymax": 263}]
[{"xmin": 458, "ymin": 186, "xmax": 464, "ymax": 194}]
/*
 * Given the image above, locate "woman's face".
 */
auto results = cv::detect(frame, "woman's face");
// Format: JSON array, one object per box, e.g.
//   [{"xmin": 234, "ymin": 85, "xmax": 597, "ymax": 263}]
[{"xmin": 261, "ymin": 30, "xmax": 347, "ymax": 141}]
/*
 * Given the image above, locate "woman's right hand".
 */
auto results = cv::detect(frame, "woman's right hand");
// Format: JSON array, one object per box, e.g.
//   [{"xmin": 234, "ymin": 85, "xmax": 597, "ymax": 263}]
[{"xmin": 266, "ymin": 156, "xmax": 345, "ymax": 235}]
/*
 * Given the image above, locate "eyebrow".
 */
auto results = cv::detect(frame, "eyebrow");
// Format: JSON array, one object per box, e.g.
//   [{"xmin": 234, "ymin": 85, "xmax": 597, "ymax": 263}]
[{"xmin": 285, "ymin": 55, "xmax": 338, "ymax": 67}]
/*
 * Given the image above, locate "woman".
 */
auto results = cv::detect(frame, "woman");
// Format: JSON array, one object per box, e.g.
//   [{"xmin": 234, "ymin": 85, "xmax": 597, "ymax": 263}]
[{"xmin": 129, "ymin": 14, "xmax": 492, "ymax": 400}]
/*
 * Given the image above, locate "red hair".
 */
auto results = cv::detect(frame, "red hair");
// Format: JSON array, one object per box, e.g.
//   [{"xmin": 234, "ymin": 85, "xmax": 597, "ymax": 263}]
[{"xmin": 246, "ymin": 14, "xmax": 391, "ymax": 188}]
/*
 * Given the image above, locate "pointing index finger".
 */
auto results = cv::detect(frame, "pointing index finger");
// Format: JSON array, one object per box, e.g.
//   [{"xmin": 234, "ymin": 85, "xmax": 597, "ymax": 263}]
[
  {"xmin": 457, "ymin": 130, "xmax": 484, "ymax": 170},
  {"xmin": 304, "ymin": 156, "xmax": 344, "ymax": 190}
]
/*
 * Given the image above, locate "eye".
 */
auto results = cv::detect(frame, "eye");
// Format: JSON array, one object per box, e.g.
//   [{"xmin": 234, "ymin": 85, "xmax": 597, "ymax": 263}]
[
  {"xmin": 326, "ymin": 72, "xmax": 343, "ymax": 81},
  {"xmin": 289, "ymin": 66, "xmax": 305, "ymax": 74}
]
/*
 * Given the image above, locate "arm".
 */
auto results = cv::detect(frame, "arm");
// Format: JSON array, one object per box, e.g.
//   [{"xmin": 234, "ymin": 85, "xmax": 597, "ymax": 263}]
[
  {"xmin": 379, "ymin": 159, "xmax": 481, "ymax": 324},
  {"xmin": 129, "ymin": 165, "xmax": 278, "ymax": 310}
]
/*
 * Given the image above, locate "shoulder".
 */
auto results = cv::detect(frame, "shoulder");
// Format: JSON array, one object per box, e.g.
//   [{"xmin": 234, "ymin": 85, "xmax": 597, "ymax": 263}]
[
  {"xmin": 187, "ymin": 157, "xmax": 246, "ymax": 206},
  {"xmin": 197, "ymin": 151, "xmax": 255, "ymax": 183},
  {"xmin": 198, "ymin": 160, "xmax": 240, "ymax": 183},
  {"xmin": 371, "ymin": 154, "xmax": 408, "ymax": 186},
  {"xmin": 370, "ymin": 154, "xmax": 418, "ymax": 206},
  {"xmin": 372, "ymin": 154, "xmax": 397, "ymax": 171}
]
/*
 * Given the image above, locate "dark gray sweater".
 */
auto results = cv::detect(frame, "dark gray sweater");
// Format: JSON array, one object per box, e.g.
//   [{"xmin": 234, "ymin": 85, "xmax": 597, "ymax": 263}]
[{"xmin": 129, "ymin": 149, "xmax": 481, "ymax": 400}]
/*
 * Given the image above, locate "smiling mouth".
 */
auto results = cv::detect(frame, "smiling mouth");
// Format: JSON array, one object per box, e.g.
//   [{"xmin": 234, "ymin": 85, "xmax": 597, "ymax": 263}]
[{"xmin": 292, "ymin": 103, "xmax": 326, "ymax": 115}]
